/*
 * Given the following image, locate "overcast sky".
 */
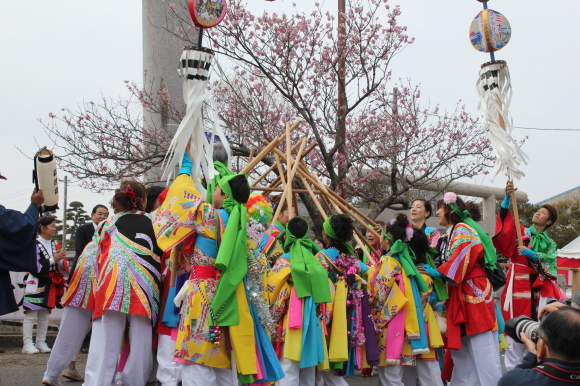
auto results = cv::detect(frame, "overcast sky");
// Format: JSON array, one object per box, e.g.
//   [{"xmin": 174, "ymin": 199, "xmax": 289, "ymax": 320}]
[{"xmin": 2, "ymin": 1, "xmax": 579, "ymax": 224}]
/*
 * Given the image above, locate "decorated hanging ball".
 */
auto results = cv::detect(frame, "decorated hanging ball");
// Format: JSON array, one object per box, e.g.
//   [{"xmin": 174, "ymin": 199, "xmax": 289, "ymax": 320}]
[
  {"xmin": 469, "ymin": 9, "xmax": 511, "ymax": 53},
  {"xmin": 188, "ymin": 0, "xmax": 228, "ymax": 29}
]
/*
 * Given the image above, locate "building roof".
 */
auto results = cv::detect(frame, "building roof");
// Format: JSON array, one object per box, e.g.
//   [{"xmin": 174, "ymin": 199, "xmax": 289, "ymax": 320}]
[{"xmin": 536, "ymin": 185, "xmax": 580, "ymax": 205}]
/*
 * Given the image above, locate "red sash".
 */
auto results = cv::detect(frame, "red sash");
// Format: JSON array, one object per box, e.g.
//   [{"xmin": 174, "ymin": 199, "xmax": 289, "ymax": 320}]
[{"xmin": 192, "ymin": 265, "xmax": 219, "ymax": 280}]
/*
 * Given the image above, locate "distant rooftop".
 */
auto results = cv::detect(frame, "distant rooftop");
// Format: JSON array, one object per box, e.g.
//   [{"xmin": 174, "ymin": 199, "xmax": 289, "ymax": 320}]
[{"xmin": 536, "ymin": 185, "xmax": 580, "ymax": 205}]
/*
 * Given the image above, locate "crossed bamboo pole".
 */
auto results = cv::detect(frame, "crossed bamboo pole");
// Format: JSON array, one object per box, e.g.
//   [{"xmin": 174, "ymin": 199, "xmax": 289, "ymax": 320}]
[{"xmin": 245, "ymin": 123, "xmax": 382, "ymax": 265}]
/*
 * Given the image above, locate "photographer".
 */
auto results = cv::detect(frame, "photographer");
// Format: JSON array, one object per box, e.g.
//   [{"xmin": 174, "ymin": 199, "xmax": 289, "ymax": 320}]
[{"xmin": 498, "ymin": 307, "xmax": 580, "ymax": 385}]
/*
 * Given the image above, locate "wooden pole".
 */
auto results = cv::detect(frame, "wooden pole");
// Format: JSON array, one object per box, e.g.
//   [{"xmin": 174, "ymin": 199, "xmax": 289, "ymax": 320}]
[
  {"xmin": 271, "ymin": 155, "xmax": 288, "ymax": 225},
  {"xmin": 248, "ymin": 148, "xmax": 255, "ymax": 163},
  {"xmin": 573, "ymin": 268, "xmax": 580, "ymax": 295},
  {"xmin": 509, "ymin": 184, "xmax": 524, "ymax": 248}
]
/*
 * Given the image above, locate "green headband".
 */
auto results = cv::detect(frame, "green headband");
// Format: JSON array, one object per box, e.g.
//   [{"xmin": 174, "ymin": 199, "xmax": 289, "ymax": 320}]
[
  {"xmin": 206, "ymin": 161, "xmax": 233, "ymax": 204},
  {"xmin": 322, "ymin": 215, "xmax": 355, "ymax": 255},
  {"xmin": 284, "ymin": 221, "xmax": 331, "ymax": 303},
  {"xmin": 448, "ymin": 203, "xmax": 497, "ymax": 271},
  {"xmin": 390, "ymin": 239, "xmax": 429, "ymax": 293},
  {"xmin": 211, "ymin": 173, "xmax": 249, "ymax": 326}
]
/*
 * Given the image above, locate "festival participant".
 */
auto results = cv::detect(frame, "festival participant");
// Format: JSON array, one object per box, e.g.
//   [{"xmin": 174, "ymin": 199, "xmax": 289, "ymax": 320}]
[
  {"xmin": 0, "ymin": 181, "xmax": 44, "ymax": 318},
  {"xmin": 494, "ymin": 181, "xmax": 563, "ymax": 371},
  {"xmin": 368, "ymin": 214, "xmax": 444, "ymax": 386},
  {"xmin": 155, "ymin": 167, "xmax": 273, "ymax": 385},
  {"xmin": 410, "ymin": 199, "xmax": 441, "ymax": 248},
  {"xmin": 268, "ymin": 216, "xmax": 331, "ymax": 385},
  {"xmin": 146, "ymin": 186, "xmax": 166, "ymax": 213},
  {"xmin": 261, "ymin": 194, "xmax": 288, "ymax": 265},
  {"xmin": 22, "ymin": 216, "xmax": 68, "ymax": 355},
  {"xmin": 81, "ymin": 180, "xmax": 162, "ymax": 386},
  {"xmin": 354, "ymin": 220, "xmax": 385, "ymax": 266},
  {"xmin": 313, "ymin": 236, "xmax": 326, "ymax": 250},
  {"xmin": 316, "ymin": 214, "xmax": 378, "ymax": 385},
  {"xmin": 432, "ymin": 193, "xmax": 502, "ymax": 386}
]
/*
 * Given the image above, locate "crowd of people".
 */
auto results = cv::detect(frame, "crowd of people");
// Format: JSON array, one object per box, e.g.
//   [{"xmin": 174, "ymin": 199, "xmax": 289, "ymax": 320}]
[{"xmin": 1, "ymin": 150, "xmax": 579, "ymax": 386}]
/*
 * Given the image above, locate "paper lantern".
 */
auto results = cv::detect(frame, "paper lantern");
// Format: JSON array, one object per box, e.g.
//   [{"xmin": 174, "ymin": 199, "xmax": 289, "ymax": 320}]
[{"xmin": 469, "ymin": 9, "xmax": 511, "ymax": 53}]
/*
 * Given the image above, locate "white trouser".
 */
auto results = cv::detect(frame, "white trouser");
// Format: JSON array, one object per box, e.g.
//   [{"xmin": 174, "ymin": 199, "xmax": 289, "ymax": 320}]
[
  {"xmin": 44, "ymin": 306, "xmax": 92, "ymax": 380},
  {"xmin": 276, "ymin": 356, "xmax": 315, "ymax": 386},
  {"xmin": 504, "ymin": 336, "xmax": 527, "ymax": 371},
  {"xmin": 449, "ymin": 331, "xmax": 501, "ymax": 386},
  {"xmin": 83, "ymin": 310, "xmax": 153, "ymax": 386},
  {"xmin": 181, "ymin": 363, "xmax": 233, "ymax": 386},
  {"xmin": 23, "ymin": 309, "xmax": 50, "ymax": 345},
  {"xmin": 378, "ymin": 365, "xmax": 405, "ymax": 386},
  {"xmin": 416, "ymin": 360, "xmax": 443, "ymax": 386},
  {"xmin": 318, "ymin": 370, "xmax": 348, "ymax": 386},
  {"xmin": 157, "ymin": 333, "xmax": 182, "ymax": 386}
]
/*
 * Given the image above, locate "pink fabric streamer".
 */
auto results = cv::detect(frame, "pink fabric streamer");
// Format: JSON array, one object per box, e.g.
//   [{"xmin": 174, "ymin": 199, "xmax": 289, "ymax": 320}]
[
  {"xmin": 116, "ymin": 332, "xmax": 131, "ymax": 372},
  {"xmin": 288, "ymin": 287, "xmax": 303, "ymax": 329},
  {"xmin": 386, "ymin": 274, "xmax": 406, "ymax": 362}
]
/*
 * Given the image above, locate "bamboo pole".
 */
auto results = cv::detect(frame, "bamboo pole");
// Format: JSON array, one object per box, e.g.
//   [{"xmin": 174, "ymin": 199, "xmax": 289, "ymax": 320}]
[
  {"xmin": 271, "ymin": 155, "xmax": 289, "ymax": 224},
  {"xmin": 252, "ymin": 187, "xmax": 322, "ymax": 194},
  {"xmin": 509, "ymin": 184, "xmax": 524, "ymax": 248},
  {"xmin": 240, "ymin": 120, "xmax": 301, "ymax": 175},
  {"xmin": 281, "ymin": 138, "xmax": 307, "ymax": 220},
  {"xmin": 248, "ymin": 148, "xmax": 255, "ymax": 163},
  {"xmin": 573, "ymin": 268, "xmax": 580, "ymax": 295}
]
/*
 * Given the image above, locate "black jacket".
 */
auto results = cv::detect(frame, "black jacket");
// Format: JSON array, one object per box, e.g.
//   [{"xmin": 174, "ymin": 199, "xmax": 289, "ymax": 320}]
[
  {"xmin": 0, "ymin": 203, "xmax": 40, "ymax": 316},
  {"xmin": 69, "ymin": 223, "xmax": 96, "ymax": 280},
  {"xmin": 498, "ymin": 352, "xmax": 580, "ymax": 386}
]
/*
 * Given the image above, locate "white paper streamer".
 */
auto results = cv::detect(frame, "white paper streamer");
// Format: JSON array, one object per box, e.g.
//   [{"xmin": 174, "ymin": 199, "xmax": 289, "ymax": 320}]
[
  {"xmin": 162, "ymin": 48, "xmax": 216, "ymax": 194},
  {"xmin": 476, "ymin": 61, "xmax": 528, "ymax": 181}
]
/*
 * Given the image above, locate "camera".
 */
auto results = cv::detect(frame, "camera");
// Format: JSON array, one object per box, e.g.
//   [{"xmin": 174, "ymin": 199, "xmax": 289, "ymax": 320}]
[{"xmin": 505, "ymin": 315, "xmax": 541, "ymax": 345}]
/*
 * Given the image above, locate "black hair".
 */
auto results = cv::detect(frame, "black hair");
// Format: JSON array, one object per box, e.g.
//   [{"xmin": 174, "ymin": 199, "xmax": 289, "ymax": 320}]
[
  {"xmin": 38, "ymin": 216, "xmax": 56, "ymax": 234},
  {"xmin": 411, "ymin": 199, "xmax": 433, "ymax": 219},
  {"xmin": 327, "ymin": 214, "xmax": 354, "ymax": 254},
  {"xmin": 436, "ymin": 196, "xmax": 482, "ymax": 225},
  {"xmin": 112, "ymin": 179, "xmax": 147, "ymax": 213},
  {"xmin": 228, "ymin": 175, "xmax": 250, "ymax": 204},
  {"xmin": 385, "ymin": 213, "xmax": 429, "ymax": 264},
  {"xmin": 91, "ymin": 204, "xmax": 108, "ymax": 215},
  {"xmin": 540, "ymin": 204, "xmax": 558, "ymax": 229},
  {"xmin": 145, "ymin": 185, "xmax": 165, "ymax": 213},
  {"xmin": 540, "ymin": 307, "xmax": 580, "ymax": 361},
  {"xmin": 287, "ymin": 217, "xmax": 309, "ymax": 239}
]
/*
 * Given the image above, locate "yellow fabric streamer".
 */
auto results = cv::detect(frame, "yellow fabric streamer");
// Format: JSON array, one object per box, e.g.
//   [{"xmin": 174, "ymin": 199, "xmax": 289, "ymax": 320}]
[
  {"xmin": 328, "ymin": 278, "xmax": 348, "ymax": 362},
  {"xmin": 228, "ymin": 282, "xmax": 258, "ymax": 375}
]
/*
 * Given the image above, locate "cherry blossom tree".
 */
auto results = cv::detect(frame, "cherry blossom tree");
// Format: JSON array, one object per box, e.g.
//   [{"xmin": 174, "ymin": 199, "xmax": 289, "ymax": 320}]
[{"xmin": 43, "ymin": 0, "xmax": 494, "ymax": 223}]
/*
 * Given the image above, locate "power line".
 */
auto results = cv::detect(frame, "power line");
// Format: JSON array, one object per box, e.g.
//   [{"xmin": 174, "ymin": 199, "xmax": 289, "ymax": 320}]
[{"xmin": 514, "ymin": 126, "xmax": 580, "ymax": 132}]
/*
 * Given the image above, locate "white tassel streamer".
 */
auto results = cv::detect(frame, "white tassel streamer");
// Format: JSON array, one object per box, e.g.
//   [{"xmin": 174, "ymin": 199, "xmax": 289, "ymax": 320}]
[
  {"xmin": 162, "ymin": 48, "xmax": 217, "ymax": 194},
  {"xmin": 476, "ymin": 61, "xmax": 528, "ymax": 181}
]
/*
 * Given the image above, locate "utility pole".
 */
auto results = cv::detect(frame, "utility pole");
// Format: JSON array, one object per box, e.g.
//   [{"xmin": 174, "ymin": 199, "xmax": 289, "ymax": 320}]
[
  {"xmin": 61, "ymin": 175, "xmax": 68, "ymax": 248},
  {"xmin": 337, "ymin": 0, "xmax": 347, "ymax": 198}
]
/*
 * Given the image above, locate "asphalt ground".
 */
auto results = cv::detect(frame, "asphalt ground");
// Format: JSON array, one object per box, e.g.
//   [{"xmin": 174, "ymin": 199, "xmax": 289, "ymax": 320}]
[{"xmin": 0, "ymin": 348, "xmax": 375, "ymax": 385}]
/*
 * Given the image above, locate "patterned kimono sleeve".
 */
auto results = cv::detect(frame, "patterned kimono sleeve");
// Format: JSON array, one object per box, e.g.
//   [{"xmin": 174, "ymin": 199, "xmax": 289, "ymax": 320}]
[
  {"xmin": 267, "ymin": 257, "xmax": 292, "ymax": 324},
  {"xmin": 34, "ymin": 245, "xmax": 52, "ymax": 277},
  {"xmin": 437, "ymin": 224, "xmax": 479, "ymax": 285},
  {"xmin": 194, "ymin": 203, "xmax": 217, "ymax": 237},
  {"xmin": 372, "ymin": 257, "xmax": 406, "ymax": 330},
  {"xmin": 536, "ymin": 238, "xmax": 558, "ymax": 276},
  {"xmin": 428, "ymin": 229, "xmax": 442, "ymax": 249}
]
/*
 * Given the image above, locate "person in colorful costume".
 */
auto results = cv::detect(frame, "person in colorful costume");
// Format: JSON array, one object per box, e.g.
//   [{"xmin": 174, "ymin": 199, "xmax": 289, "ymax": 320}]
[
  {"xmin": 368, "ymin": 214, "xmax": 444, "ymax": 386},
  {"xmin": 316, "ymin": 214, "xmax": 378, "ymax": 385},
  {"xmin": 80, "ymin": 180, "xmax": 162, "ymax": 386},
  {"xmin": 354, "ymin": 220, "xmax": 385, "ymax": 266},
  {"xmin": 267, "ymin": 216, "xmax": 331, "ymax": 385},
  {"xmin": 22, "ymin": 216, "xmax": 68, "ymax": 355},
  {"xmin": 155, "ymin": 149, "xmax": 231, "ymax": 386},
  {"xmin": 261, "ymin": 194, "xmax": 288, "ymax": 266},
  {"xmin": 494, "ymin": 180, "xmax": 563, "ymax": 371},
  {"xmin": 429, "ymin": 193, "xmax": 502, "ymax": 386},
  {"xmin": 43, "ymin": 216, "xmax": 104, "ymax": 386}
]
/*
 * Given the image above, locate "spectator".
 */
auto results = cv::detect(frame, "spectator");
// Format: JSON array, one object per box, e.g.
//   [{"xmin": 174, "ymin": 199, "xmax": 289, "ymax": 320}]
[
  {"xmin": 69, "ymin": 204, "xmax": 109, "ymax": 279},
  {"xmin": 21, "ymin": 216, "xmax": 68, "ymax": 354},
  {"xmin": 498, "ymin": 307, "xmax": 580, "ymax": 385}
]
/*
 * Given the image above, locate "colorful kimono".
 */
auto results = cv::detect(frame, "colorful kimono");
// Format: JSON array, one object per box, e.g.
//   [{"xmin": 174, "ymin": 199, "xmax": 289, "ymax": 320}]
[
  {"xmin": 153, "ymin": 174, "xmax": 231, "ymax": 368},
  {"xmin": 267, "ymin": 253, "xmax": 328, "ymax": 370},
  {"xmin": 493, "ymin": 208, "xmax": 563, "ymax": 321},
  {"xmin": 316, "ymin": 248, "xmax": 378, "ymax": 375},
  {"xmin": 260, "ymin": 222, "xmax": 285, "ymax": 266},
  {"xmin": 62, "ymin": 228, "xmax": 101, "ymax": 311},
  {"xmin": 424, "ymin": 226, "xmax": 442, "ymax": 249},
  {"xmin": 22, "ymin": 238, "xmax": 68, "ymax": 311},
  {"xmin": 437, "ymin": 223, "xmax": 497, "ymax": 350},
  {"xmin": 91, "ymin": 211, "xmax": 162, "ymax": 323}
]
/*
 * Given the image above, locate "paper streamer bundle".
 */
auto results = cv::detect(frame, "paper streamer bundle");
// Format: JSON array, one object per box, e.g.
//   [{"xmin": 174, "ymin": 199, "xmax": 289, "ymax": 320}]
[
  {"xmin": 162, "ymin": 47, "xmax": 218, "ymax": 194},
  {"xmin": 476, "ymin": 60, "xmax": 528, "ymax": 181},
  {"xmin": 33, "ymin": 147, "xmax": 59, "ymax": 211}
]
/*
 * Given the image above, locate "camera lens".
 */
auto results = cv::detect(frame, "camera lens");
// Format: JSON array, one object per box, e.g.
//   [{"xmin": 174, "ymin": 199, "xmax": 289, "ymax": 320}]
[{"xmin": 505, "ymin": 315, "xmax": 541, "ymax": 344}]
